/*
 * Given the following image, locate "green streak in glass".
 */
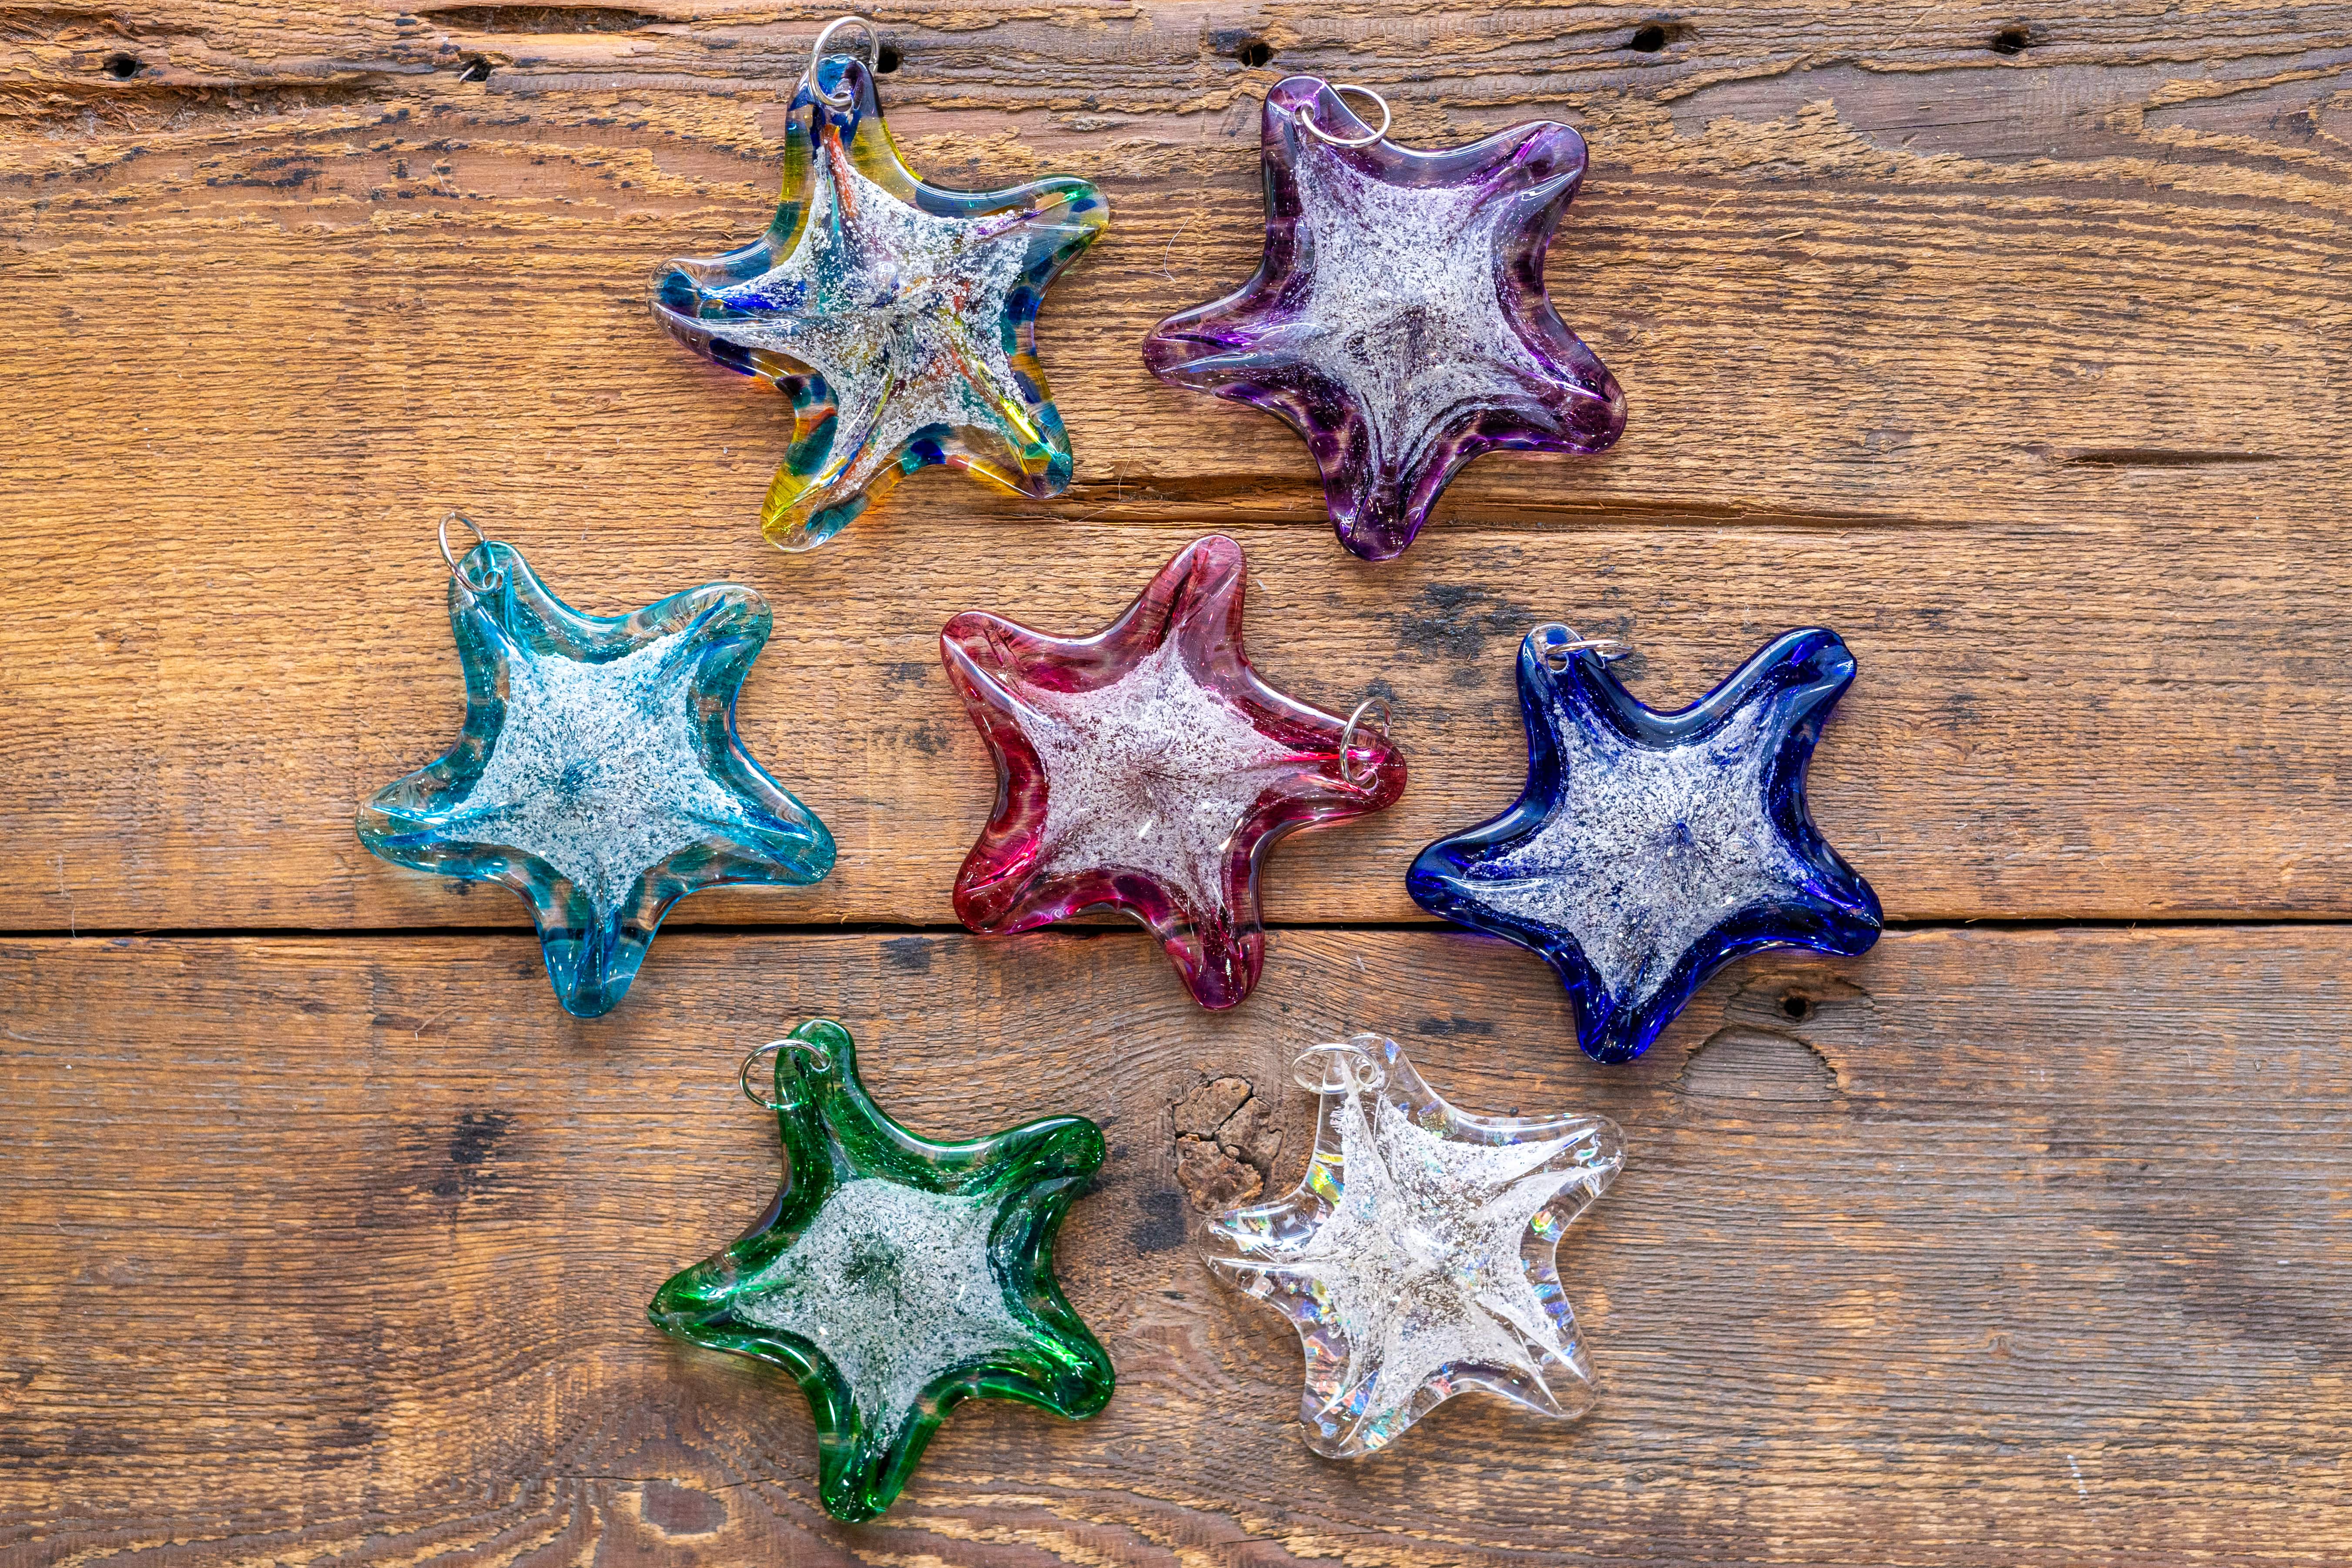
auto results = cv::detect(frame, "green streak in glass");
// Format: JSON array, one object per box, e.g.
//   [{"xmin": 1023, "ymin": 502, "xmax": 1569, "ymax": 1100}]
[{"xmin": 649, "ymin": 1020, "xmax": 1114, "ymax": 1522}]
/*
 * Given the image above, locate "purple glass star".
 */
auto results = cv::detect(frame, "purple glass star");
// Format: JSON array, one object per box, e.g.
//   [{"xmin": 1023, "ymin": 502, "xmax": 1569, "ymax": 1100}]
[{"xmin": 1144, "ymin": 77, "xmax": 1626, "ymax": 562}]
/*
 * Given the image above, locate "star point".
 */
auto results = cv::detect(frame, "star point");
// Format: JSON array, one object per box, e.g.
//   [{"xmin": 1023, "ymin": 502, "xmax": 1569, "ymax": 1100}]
[
  {"xmin": 940, "ymin": 534, "xmax": 1406, "ymax": 1009},
  {"xmin": 650, "ymin": 57, "xmax": 1109, "ymax": 549},
  {"xmin": 1144, "ymin": 75, "xmax": 1624, "ymax": 561},
  {"xmin": 357, "ymin": 540, "xmax": 834, "ymax": 1017},
  {"xmin": 1203, "ymin": 1035, "xmax": 1623, "ymax": 1458},
  {"xmin": 1409, "ymin": 625, "xmax": 1881, "ymax": 1063},
  {"xmin": 649, "ymin": 1020, "xmax": 1114, "ymax": 1523}
]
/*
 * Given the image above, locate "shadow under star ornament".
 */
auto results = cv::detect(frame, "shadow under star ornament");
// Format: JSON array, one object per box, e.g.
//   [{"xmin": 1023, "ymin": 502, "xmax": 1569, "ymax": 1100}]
[
  {"xmin": 1203, "ymin": 1034, "xmax": 1623, "ymax": 1458},
  {"xmin": 1142, "ymin": 76, "xmax": 1625, "ymax": 563},
  {"xmin": 939, "ymin": 533, "xmax": 1407, "ymax": 1010},
  {"xmin": 650, "ymin": 52, "xmax": 1109, "ymax": 551},
  {"xmin": 649, "ymin": 1020, "xmax": 1114, "ymax": 1524},
  {"xmin": 1408, "ymin": 623, "xmax": 1881, "ymax": 1065},
  {"xmin": 357, "ymin": 532, "xmax": 834, "ymax": 1018}
]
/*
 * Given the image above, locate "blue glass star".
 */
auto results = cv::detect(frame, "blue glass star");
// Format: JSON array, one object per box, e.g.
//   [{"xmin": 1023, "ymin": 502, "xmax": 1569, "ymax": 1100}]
[
  {"xmin": 1408, "ymin": 625, "xmax": 1880, "ymax": 1064},
  {"xmin": 359, "ymin": 539, "xmax": 835, "ymax": 1017}
]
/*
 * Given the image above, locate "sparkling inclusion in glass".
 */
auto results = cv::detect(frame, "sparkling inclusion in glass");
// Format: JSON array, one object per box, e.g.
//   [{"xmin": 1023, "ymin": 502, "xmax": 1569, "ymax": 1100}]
[
  {"xmin": 940, "ymin": 534, "xmax": 1406, "ymax": 1010},
  {"xmin": 650, "ymin": 55, "xmax": 1109, "ymax": 550},
  {"xmin": 650, "ymin": 1020, "xmax": 1114, "ymax": 1522},
  {"xmin": 1203, "ymin": 1034, "xmax": 1623, "ymax": 1457},
  {"xmin": 1408, "ymin": 625, "xmax": 1880, "ymax": 1064},
  {"xmin": 357, "ymin": 539, "xmax": 834, "ymax": 1017},
  {"xmin": 1144, "ymin": 75, "xmax": 1624, "ymax": 562}
]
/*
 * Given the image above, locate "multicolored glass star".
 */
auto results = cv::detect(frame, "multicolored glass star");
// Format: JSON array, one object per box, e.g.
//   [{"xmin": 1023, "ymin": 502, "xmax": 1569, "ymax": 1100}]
[
  {"xmin": 649, "ymin": 1020, "xmax": 1114, "ymax": 1523},
  {"xmin": 1144, "ymin": 76, "xmax": 1625, "ymax": 561},
  {"xmin": 1409, "ymin": 624, "xmax": 1881, "ymax": 1064},
  {"xmin": 1203, "ymin": 1034, "xmax": 1623, "ymax": 1457},
  {"xmin": 357, "ymin": 536, "xmax": 834, "ymax": 1017},
  {"xmin": 650, "ymin": 54, "xmax": 1109, "ymax": 549},
  {"xmin": 940, "ymin": 534, "xmax": 1406, "ymax": 1010}
]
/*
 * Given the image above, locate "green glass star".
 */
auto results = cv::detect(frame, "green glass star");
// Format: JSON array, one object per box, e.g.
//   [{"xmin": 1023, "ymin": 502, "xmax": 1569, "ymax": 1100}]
[{"xmin": 650, "ymin": 1020, "xmax": 1115, "ymax": 1522}]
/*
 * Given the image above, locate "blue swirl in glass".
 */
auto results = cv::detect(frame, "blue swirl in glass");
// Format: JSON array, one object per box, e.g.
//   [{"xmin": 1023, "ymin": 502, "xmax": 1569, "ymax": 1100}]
[
  {"xmin": 1408, "ymin": 624, "xmax": 1880, "ymax": 1064},
  {"xmin": 358, "ymin": 537, "xmax": 835, "ymax": 1017}
]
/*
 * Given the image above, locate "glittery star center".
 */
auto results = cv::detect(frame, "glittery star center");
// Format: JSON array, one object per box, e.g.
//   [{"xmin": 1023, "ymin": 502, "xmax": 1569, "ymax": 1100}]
[
  {"xmin": 1468, "ymin": 694, "xmax": 1809, "ymax": 1008},
  {"xmin": 1016, "ymin": 638, "xmax": 1299, "ymax": 911},
  {"xmin": 452, "ymin": 631, "xmax": 750, "ymax": 919},
  {"xmin": 699, "ymin": 146, "xmax": 1039, "ymax": 496},
  {"xmin": 1285, "ymin": 1094, "xmax": 1586, "ymax": 1428},
  {"xmin": 1287, "ymin": 144, "xmax": 1551, "ymax": 477},
  {"xmin": 729, "ymin": 1178, "xmax": 1031, "ymax": 1445}
]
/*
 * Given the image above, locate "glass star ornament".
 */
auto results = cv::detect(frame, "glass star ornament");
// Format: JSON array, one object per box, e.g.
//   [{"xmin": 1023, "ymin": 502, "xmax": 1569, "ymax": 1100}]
[
  {"xmin": 1408, "ymin": 623, "xmax": 1882, "ymax": 1065},
  {"xmin": 1142, "ymin": 76, "xmax": 1625, "ymax": 562},
  {"xmin": 649, "ymin": 52, "xmax": 1109, "ymax": 550},
  {"xmin": 939, "ymin": 534, "xmax": 1407, "ymax": 1010},
  {"xmin": 1203, "ymin": 1034, "xmax": 1623, "ymax": 1457},
  {"xmin": 649, "ymin": 1019, "xmax": 1115, "ymax": 1523},
  {"xmin": 357, "ymin": 534, "xmax": 835, "ymax": 1018}
]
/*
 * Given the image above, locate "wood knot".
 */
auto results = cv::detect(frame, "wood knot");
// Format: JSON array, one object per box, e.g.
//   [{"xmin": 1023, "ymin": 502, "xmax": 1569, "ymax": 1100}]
[{"xmin": 1172, "ymin": 1075, "xmax": 1283, "ymax": 1211}]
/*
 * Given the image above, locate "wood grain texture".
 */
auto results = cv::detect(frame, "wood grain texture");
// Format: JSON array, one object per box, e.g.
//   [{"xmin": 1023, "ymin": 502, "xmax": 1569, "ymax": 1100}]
[
  {"xmin": 4, "ymin": 926, "xmax": 2350, "ymax": 1565},
  {"xmin": 8, "ymin": 508, "xmax": 2349, "ymax": 931},
  {"xmin": 7, "ymin": 2, "xmax": 2352, "ymax": 930},
  {"xmin": 4, "ymin": 1, "xmax": 2346, "ymax": 1560}
]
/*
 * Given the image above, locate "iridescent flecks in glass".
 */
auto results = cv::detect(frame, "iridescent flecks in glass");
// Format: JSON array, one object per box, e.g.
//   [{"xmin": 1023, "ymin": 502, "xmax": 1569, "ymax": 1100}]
[
  {"xmin": 649, "ymin": 1020, "xmax": 1113, "ymax": 1522},
  {"xmin": 651, "ymin": 56, "xmax": 1109, "ymax": 550},
  {"xmin": 1203, "ymin": 1034, "xmax": 1623, "ymax": 1457},
  {"xmin": 940, "ymin": 534, "xmax": 1406, "ymax": 1010},
  {"xmin": 1409, "ymin": 625, "xmax": 1880, "ymax": 1064},
  {"xmin": 357, "ymin": 539, "xmax": 834, "ymax": 1017},
  {"xmin": 1144, "ymin": 76, "xmax": 1624, "ymax": 562}
]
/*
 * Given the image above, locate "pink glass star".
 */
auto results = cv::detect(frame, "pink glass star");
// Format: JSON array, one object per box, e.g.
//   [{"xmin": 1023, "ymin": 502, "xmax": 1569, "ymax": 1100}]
[
  {"xmin": 1144, "ymin": 76, "xmax": 1626, "ymax": 562},
  {"xmin": 940, "ymin": 535, "xmax": 1407, "ymax": 1009}
]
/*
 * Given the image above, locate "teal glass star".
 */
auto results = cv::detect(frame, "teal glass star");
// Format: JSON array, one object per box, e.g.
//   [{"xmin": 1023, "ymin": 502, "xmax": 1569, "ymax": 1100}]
[
  {"xmin": 650, "ymin": 54, "xmax": 1109, "ymax": 550},
  {"xmin": 357, "ymin": 537, "xmax": 835, "ymax": 1017},
  {"xmin": 650, "ymin": 1020, "xmax": 1115, "ymax": 1522}
]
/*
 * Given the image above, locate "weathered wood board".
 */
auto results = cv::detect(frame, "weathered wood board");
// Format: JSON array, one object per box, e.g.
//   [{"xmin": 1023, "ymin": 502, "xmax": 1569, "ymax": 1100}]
[
  {"xmin": 5, "ymin": 928, "xmax": 2352, "ymax": 1565},
  {"xmin": 5, "ymin": 0, "xmax": 2349, "ymax": 1561}
]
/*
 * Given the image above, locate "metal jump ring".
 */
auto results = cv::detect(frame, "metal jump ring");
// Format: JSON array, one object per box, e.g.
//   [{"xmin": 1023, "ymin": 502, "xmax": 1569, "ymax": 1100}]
[
  {"xmin": 1300, "ymin": 84, "xmax": 1390, "ymax": 149},
  {"xmin": 1534, "ymin": 621, "xmax": 1632, "ymax": 671},
  {"xmin": 437, "ymin": 510, "xmax": 505, "ymax": 593},
  {"xmin": 1338, "ymin": 696, "xmax": 1394, "ymax": 788},
  {"xmin": 809, "ymin": 15, "xmax": 880, "ymax": 110},
  {"xmin": 739, "ymin": 1038, "xmax": 834, "ymax": 1111},
  {"xmin": 1293, "ymin": 1038, "xmax": 1387, "ymax": 1095}
]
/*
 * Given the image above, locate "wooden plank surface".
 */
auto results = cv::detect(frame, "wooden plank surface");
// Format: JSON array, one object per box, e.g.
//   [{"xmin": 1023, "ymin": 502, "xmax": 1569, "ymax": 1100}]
[
  {"xmin": 6, "ymin": 0, "xmax": 2350, "ymax": 1561},
  {"xmin": 5, "ymin": 927, "xmax": 2351, "ymax": 1565},
  {"xmin": 7, "ymin": 1, "xmax": 2352, "ymax": 928}
]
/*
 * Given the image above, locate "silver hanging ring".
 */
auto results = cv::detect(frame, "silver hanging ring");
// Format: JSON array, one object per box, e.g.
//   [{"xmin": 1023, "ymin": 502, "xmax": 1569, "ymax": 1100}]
[
  {"xmin": 740, "ymin": 1038, "xmax": 834, "ymax": 1112},
  {"xmin": 1300, "ymin": 84, "xmax": 1390, "ymax": 149},
  {"xmin": 1293, "ymin": 1038, "xmax": 1387, "ymax": 1095},
  {"xmin": 1534, "ymin": 621, "xmax": 1631, "ymax": 671},
  {"xmin": 1338, "ymin": 696, "xmax": 1394, "ymax": 788},
  {"xmin": 438, "ymin": 510, "xmax": 504, "ymax": 593},
  {"xmin": 809, "ymin": 15, "xmax": 880, "ymax": 110}
]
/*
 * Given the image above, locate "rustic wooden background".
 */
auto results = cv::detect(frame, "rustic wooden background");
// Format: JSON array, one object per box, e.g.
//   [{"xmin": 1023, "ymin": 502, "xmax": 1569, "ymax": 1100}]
[{"xmin": 6, "ymin": 0, "xmax": 2351, "ymax": 1561}]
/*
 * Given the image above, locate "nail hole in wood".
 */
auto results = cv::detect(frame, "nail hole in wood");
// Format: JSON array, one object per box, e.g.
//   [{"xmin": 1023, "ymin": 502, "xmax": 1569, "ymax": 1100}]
[
  {"xmin": 1990, "ymin": 23, "xmax": 2033, "ymax": 54},
  {"xmin": 875, "ymin": 40, "xmax": 900, "ymax": 72},
  {"xmin": 1238, "ymin": 39, "xmax": 1273, "ymax": 68},
  {"xmin": 101, "ymin": 53, "xmax": 140, "ymax": 78},
  {"xmin": 1629, "ymin": 23, "xmax": 1669, "ymax": 52},
  {"xmin": 1781, "ymin": 993, "xmax": 1814, "ymax": 1023},
  {"xmin": 458, "ymin": 54, "xmax": 492, "ymax": 80}
]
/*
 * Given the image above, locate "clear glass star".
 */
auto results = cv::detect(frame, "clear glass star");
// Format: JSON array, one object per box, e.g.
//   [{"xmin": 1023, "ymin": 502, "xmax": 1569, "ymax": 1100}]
[
  {"xmin": 651, "ymin": 55, "xmax": 1109, "ymax": 550},
  {"xmin": 1410, "ymin": 624, "xmax": 1881, "ymax": 1063},
  {"xmin": 650, "ymin": 1021, "xmax": 1115, "ymax": 1522},
  {"xmin": 357, "ymin": 538, "xmax": 834, "ymax": 1017},
  {"xmin": 1145, "ymin": 75, "xmax": 1625, "ymax": 561},
  {"xmin": 1203, "ymin": 1034, "xmax": 1623, "ymax": 1458},
  {"xmin": 940, "ymin": 534, "xmax": 1406, "ymax": 1009}
]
